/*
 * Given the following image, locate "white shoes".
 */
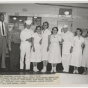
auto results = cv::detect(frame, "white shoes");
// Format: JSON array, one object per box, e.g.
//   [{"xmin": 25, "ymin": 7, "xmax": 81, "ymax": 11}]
[
  {"xmin": 75, "ymin": 70, "xmax": 79, "ymax": 74},
  {"xmin": 73, "ymin": 70, "xmax": 79, "ymax": 74},
  {"xmin": 50, "ymin": 69, "xmax": 53, "ymax": 73},
  {"xmin": 53, "ymin": 67, "xmax": 56, "ymax": 72},
  {"xmin": 73, "ymin": 70, "xmax": 76, "ymax": 74},
  {"xmin": 83, "ymin": 72, "xmax": 87, "ymax": 75},
  {"xmin": 41, "ymin": 67, "xmax": 46, "ymax": 72},
  {"xmin": 63, "ymin": 69, "xmax": 69, "ymax": 73},
  {"xmin": 50, "ymin": 67, "xmax": 56, "ymax": 73},
  {"xmin": 33, "ymin": 67, "xmax": 39, "ymax": 72}
]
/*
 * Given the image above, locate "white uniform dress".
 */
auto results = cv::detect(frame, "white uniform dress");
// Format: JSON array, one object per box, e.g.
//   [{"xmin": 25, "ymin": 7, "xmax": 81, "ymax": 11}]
[
  {"xmin": 31, "ymin": 33, "xmax": 42, "ymax": 62},
  {"xmin": 82, "ymin": 37, "xmax": 88, "ymax": 68},
  {"xmin": 20, "ymin": 28, "xmax": 33, "ymax": 70},
  {"xmin": 48, "ymin": 34, "xmax": 61, "ymax": 63},
  {"xmin": 62, "ymin": 31, "xmax": 74, "ymax": 72},
  {"xmin": 70, "ymin": 36, "xmax": 84, "ymax": 67},
  {"xmin": 42, "ymin": 29, "xmax": 51, "ymax": 61}
]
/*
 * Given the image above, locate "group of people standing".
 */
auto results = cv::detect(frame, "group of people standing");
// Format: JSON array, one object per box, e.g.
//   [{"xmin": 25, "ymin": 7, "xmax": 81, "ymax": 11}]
[{"xmin": 0, "ymin": 13, "xmax": 88, "ymax": 75}]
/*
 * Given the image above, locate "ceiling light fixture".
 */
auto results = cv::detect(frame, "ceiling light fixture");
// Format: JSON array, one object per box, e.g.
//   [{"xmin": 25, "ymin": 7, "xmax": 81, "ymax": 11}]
[
  {"xmin": 13, "ymin": 17, "xmax": 17, "ymax": 20},
  {"xmin": 64, "ymin": 11, "xmax": 69, "ymax": 15},
  {"xmin": 19, "ymin": 20, "xmax": 22, "ymax": 22},
  {"xmin": 34, "ymin": 17, "xmax": 37, "ymax": 18}
]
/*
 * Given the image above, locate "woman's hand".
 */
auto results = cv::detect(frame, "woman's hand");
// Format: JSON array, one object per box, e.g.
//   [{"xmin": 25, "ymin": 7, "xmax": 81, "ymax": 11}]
[
  {"xmin": 70, "ymin": 47, "xmax": 73, "ymax": 53},
  {"xmin": 61, "ymin": 39, "xmax": 64, "ymax": 44},
  {"xmin": 39, "ymin": 39, "xmax": 42, "ymax": 45},
  {"xmin": 47, "ymin": 46, "xmax": 49, "ymax": 52},
  {"xmin": 33, "ymin": 47, "xmax": 35, "ymax": 52},
  {"xmin": 26, "ymin": 38, "xmax": 32, "ymax": 42},
  {"xmin": 9, "ymin": 47, "xmax": 11, "ymax": 51}
]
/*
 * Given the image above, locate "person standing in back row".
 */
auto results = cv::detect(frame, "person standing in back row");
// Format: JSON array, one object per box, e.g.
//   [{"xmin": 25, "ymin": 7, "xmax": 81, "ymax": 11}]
[
  {"xmin": 8, "ymin": 22, "xmax": 21, "ymax": 72},
  {"xmin": 0, "ymin": 13, "xmax": 9, "ymax": 71},
  {"xmin": 41, "ymin": 22, "xmax": 51, "ymax": 72},
  {"xmin": 62, "ymin": 25, "xmax": 74, "ymax": 73},
  {"xmin": 20, "ymin": 20, "xmax": 33, "ymax": 72},
  {"xmin": 82, "ymin": 31, "xmax": 88, "ymax": 75}
]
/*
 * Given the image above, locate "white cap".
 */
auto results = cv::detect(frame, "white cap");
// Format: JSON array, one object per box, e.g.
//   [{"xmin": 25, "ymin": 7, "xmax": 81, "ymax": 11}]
[
  {"xmin": 25, "ymin": 20, "xmax": 32, "ymax": 25},
  {"xmin": 63, "ymin": 25, "xmax": 68, "ymax": 28}
]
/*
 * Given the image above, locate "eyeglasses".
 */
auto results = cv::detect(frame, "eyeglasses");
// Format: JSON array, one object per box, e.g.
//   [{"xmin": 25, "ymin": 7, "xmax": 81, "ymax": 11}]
[{"xmin": 43, "ymin": 25, "xmax": 48, "ymax": 26}]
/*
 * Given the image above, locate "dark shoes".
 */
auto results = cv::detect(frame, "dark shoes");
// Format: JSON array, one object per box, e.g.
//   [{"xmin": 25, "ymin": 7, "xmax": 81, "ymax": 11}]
[
  {"xmin": 25, "ymin": 69, "xmax": 30, "ymax": 72},
  {"xmin": 20, "ymin": 69, "xmax": 24, "ymax": 72},
  {"xmin": 0, "ymin": 68, "xmax": 9, "ymax": 72}
]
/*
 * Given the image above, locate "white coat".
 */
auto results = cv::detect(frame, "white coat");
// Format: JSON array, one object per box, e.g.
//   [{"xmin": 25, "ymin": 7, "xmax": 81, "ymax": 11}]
[
  {"xmin": 41, "ymin": 29, "xmax": 51, "ymax": 61},
  {"xmin": 70, "ymin": 36, "xmax": 84, "ymax": 67},
  {"xmin": 61, "ymin": 31, "xmax": 74, "ymax": 72},
  {"xmin": 48, "ymin": 34, "xmax": 61, "ymax": 63},
  {"xmin": 82, "ymin": 37, "xmax": 88, "ymax": 68},
  {"xmin": 31, "ymin": 33, "xmax": 42, "ymax": 62},
  {"xmin": 20, "ymin": 28, "xmax": 33, "ymax": 70}
]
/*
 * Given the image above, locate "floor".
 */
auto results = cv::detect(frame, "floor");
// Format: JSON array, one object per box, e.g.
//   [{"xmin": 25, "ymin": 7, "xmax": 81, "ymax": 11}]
[
  {"xmin": 0, "ymin": 56, "xmax": 85, "ymax": 75},
  {"xmin": 0, "ymin": 57, "xmax": 88, "ymax": 86}
]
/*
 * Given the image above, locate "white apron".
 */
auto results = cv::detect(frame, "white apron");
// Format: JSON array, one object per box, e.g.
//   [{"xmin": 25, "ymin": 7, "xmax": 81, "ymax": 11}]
[
  {"xmin": 70, "ymin": 36, "xmax": 84, "ymax": 67},
  {"xmin": 48, "ymin": 34, "xmax": 61, "ymax": 63},
  {"xmin": 41, "ymin": 29, "xmax": 51, "ymax": 61},
  {"xmin": 82, "ymin": 37, "xmax": 88, "ymax": 68},
  {"xmin": 31, "ymin": 33, "xmax": 42, "ymax": 62}
]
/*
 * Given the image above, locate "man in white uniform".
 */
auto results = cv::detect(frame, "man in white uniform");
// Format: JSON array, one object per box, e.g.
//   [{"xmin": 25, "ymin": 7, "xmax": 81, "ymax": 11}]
[
  {"xmin": 20, "ymin": 20, "xmax": 33, "ymax": 72},
  {"xmin": 62, "ymin": 25, "xmax": 74, "ymax": 72}
]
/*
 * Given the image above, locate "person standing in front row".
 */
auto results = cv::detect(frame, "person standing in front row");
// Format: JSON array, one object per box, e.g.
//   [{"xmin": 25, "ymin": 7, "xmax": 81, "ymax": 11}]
[
  {"xmin": 62, "ymin": 25, "xmax": 74, "ymax": 73},
  {"xmin": 82, "ymin": 32, "xmax": 88, "ymax": 75},
  {"xmin": 70, "ymin": 28, "xmax": 84, "ymax": 74},
  {"xmin": 20, "ymin": 20, "xmax": 33, "ymax": 72},
  {"xmin": 48, "ymin": 27, "xmax": 62, "ymax": 73},
  {"xmin": 31, "ymin": 26, "xmax": 42, "ymax": 72},
  {"xmin": 0, "ymin": 13, "xmax": 9, "ymax": 71},
  {"xmin": 41, "ymin": 22, "xmax": 51, "ymax": 72},
  {"xmin": 8, "ymin": 22, "xmax": 21, "ymax": 71}
]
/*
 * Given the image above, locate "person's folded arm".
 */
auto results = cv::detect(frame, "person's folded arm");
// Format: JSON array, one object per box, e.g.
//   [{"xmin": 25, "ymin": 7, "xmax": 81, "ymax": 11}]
[{"xmin": 20, "ymin": 32, "xmax": 26, "ymax": 42}]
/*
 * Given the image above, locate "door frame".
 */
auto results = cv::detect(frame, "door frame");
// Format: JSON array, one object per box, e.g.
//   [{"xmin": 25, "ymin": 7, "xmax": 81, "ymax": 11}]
[{"xmin": 57, "ymin": 21, "xmax": 73, "ymax": 32}]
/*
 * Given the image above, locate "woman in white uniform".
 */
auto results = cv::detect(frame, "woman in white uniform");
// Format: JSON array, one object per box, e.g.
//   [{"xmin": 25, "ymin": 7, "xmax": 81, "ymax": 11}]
[
  {"xmin": 70, "ymin": 28, "xmax": 84, "ymax": 74},
  {"xmin": 82, "ymin": 32, "xmax": 88, "ymax": 75},
  {"xmin": 41, "ymin": 22, "xmax": 51, "ymax": 72},
  {"xmin": 48, "ymin": 27, "xmax": 62, "ymax": 72},
  {"xmin": 31, "ymin": 26, "xmax": 42, "ymax": 72}
]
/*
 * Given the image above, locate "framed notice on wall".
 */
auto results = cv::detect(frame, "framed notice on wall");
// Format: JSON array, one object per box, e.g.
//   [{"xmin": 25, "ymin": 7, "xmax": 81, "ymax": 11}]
[
  {"xmin": 33, "ymin": 17, "xmax": 42, "ymax": 25},
  {"xmin": 59, "ymin": 8, "xmax": 72, "ymax": 17}
]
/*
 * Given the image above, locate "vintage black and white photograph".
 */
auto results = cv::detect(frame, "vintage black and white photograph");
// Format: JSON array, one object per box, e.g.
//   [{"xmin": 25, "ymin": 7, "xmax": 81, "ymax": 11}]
[{"xmin": 0, "ymin": 2, "xmax": 88, "ymax": 85}]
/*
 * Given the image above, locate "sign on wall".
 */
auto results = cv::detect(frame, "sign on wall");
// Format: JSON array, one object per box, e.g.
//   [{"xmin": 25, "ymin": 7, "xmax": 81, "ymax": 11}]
[{"xmin": 59, "ymin": 8, "xmax": 72, "ymax": 17}]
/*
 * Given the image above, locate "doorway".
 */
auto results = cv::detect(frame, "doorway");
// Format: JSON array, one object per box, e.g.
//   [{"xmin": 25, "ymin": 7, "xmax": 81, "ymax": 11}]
[{"xmin": 57, "ymin": 21, "xmax": 73, "ymax": 34}]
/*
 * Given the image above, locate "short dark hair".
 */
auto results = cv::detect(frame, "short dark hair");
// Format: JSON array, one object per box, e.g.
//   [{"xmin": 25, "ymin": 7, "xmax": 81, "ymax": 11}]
[
  {"xmin": 0, "ymin": 13, "xmax": 4, "ymax": 17},
  {"xmin": 43, "ymin": 21, "xmax": 49, "ymax": 28},
  {"xmin": 34, "ymin": 26, "xmax": 41, "ymax": 32},
  {"xmin": 51, "ymin": 27, "xmax": 58, "ymax": 34},
  {"xmin": 75, "ymin": 28, "xmax": 82, "ymax": 35}
]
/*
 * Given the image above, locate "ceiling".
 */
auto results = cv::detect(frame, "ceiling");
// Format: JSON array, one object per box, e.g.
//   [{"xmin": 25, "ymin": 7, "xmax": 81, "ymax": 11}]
[
  {"xmin": 0, "ymin": 3, "xmax": 88, "ymax": 9},
  {"xmin": 35, "ymin": 3, "xmax": 88, "ymax": 8}
]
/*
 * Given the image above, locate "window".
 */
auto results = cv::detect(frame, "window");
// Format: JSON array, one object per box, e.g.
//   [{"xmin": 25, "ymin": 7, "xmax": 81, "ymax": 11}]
[
  {"xmin": 9, "ymin": 16, "xmax": 27, "ymax": 23},
  {"xmin": 33, "ymin": 17, "xmax": 41, "ymax": 25}
]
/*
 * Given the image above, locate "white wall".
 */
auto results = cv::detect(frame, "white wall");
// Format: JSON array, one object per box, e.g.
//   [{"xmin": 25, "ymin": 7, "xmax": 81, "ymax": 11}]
[{"xmin": 0, "ymin": 4, "xmax": 88, "ymax": 32}]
